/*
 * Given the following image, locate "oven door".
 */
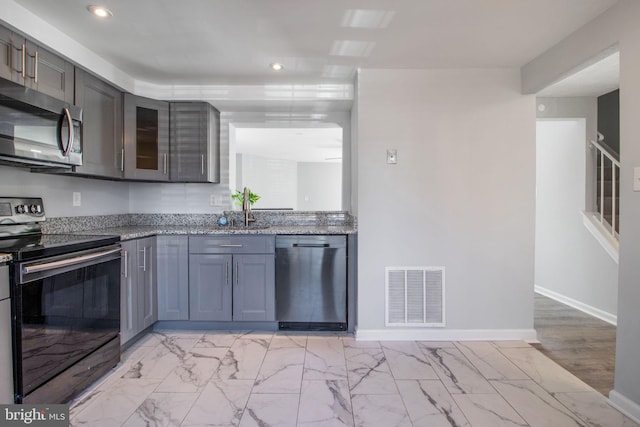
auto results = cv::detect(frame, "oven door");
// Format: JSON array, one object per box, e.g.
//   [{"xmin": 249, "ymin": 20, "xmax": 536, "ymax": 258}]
[{"xmin": 13, "ymin": 245, "xmax": 121, "ymax": 401}]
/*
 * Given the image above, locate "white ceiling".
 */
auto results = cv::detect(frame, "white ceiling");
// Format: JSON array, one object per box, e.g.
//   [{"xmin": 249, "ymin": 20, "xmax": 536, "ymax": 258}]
[
  {"xmin": 234, "ymin": 127, "xmax": 343, "ymax": 163},
  {"xmin": 11, "ymin": 0, "xmax": 619, "ymax": 88}
]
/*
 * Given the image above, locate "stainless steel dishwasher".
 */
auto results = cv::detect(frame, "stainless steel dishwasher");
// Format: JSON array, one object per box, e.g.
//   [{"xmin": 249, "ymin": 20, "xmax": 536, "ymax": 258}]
[{"xmin": 276, "ymin": 235, "xmax": 347, "ymax": 330}]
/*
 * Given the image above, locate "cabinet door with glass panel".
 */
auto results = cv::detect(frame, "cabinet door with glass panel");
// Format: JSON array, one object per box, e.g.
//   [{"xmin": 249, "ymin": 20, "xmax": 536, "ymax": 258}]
[{"xmin": 123, "ymin": 93, "xmax": 170, "ymax": 181}]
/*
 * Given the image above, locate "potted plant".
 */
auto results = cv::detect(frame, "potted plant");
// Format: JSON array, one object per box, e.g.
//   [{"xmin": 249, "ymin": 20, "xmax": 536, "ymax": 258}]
[{"xmin": 231, "ymin": 188, "xmax": 260, "ymax": 209}]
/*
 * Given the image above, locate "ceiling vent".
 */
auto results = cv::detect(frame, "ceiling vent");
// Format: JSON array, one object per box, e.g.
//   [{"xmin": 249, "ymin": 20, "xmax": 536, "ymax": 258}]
[{"xmin": 385, "ymin": 267, "xmax": 445, "ymax": 327}]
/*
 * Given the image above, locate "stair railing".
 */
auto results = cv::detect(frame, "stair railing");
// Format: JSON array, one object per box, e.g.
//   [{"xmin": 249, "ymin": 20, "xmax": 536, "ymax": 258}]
[{"xmin": 590, "ymin": 139, "xmax": 620, "ymax": 239}]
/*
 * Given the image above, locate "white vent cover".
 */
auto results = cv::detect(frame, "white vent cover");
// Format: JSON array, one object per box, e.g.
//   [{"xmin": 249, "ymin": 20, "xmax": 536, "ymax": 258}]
[{"xmin": 385, "ymin": 267, "xmax": 445, "ymax": 327}]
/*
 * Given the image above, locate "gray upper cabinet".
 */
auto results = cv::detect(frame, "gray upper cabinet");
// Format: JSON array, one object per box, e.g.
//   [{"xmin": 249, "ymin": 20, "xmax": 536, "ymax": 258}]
[
  {"xmin": 124, "ymin": 93, "xmax": 170, "ymax": 181},
  {"xmin": 169, "ymin": 102, "xmax": 220, "ymax": 183},
  {"xmin": 0, "ymin": 26, "xmax": 15, "ymax": 82},
  {"xmin": 0, "ymin": 24, "xmax": 73, "ymax": 103},
  {"xmin": 157, "ymin": 235, "xmax": 189, "ymax": 320},
  {"xmin": 74, "ymin": 69, "xmax": 124, "ymax": 178},
  {"xmin": 27, "ymin": 42, "xmax": 74, "ymax": 104}
]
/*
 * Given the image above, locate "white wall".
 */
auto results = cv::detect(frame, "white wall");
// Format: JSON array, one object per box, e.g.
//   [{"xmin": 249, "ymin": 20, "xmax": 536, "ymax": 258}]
[
  {"xmin": 522, "ymin": 0, "xmax": 640, "ymax": 417},
  {"xmin": 297, "ymin": 162, "xmax": 342, "ymax": 211},
  {"xmin": 350, "ymin": 75, "xmax": 359, "ymax": 216},
  {"xmin": 0, "ymin": 165, "xmax": 129, "ymax": 216},
  {"xmin": 237, "ymin": 153, "xmax": 297, "ymax": 210},
  {"xmin": 535, "ymin": 119, "xmax": 619, "ymax": 320},
  {"xmin": 128, "ymin": 182, "xmax": 229, "ymax": 214},
  {"xmin": 356, "ymin": 68, "xmax": 536, "ymax": 339},
  {"xmin": 536, "ymin": 97, "xmax": 598, "ymax": 210}
]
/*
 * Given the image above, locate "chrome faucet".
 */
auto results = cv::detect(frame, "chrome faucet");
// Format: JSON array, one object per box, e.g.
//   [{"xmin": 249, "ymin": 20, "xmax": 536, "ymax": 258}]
[{"xmin": 243, "ymin": 187, "xmax": 256, "ymax": 227}]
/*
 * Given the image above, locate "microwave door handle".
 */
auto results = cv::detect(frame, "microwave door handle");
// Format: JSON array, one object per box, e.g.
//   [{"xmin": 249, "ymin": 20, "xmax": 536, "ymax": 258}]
[{"xmin": 61, "ymin": 107, "xmax": 74, "ymax": 157}]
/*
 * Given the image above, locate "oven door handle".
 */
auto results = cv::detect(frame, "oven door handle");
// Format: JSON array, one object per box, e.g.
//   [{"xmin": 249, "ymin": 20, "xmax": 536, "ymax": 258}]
[{"xmin": 22, "ymin": 247, "xmax": 122, "ymax": 275}]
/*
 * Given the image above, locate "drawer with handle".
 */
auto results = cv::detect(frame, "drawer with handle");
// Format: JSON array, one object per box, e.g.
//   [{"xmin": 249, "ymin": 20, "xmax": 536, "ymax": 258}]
[{"xmin": 189, "ymin": 235, "xmax": 275, "ymax": 254}]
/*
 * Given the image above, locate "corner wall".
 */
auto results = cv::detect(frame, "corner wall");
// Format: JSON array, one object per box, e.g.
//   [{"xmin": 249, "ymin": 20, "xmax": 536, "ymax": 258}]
[
  {"xmin": 522, "ymin": 0, "xmax": 640, "ymax": 418},
  {"xmin": 356, "ymin": 68, "xmax": 536, "ymax": 339}
]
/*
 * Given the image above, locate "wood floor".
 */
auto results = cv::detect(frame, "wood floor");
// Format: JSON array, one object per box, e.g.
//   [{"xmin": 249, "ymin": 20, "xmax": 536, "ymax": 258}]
[{"xmin": 533, "ymin": 293, "xmax": 616, "ymax": 396}]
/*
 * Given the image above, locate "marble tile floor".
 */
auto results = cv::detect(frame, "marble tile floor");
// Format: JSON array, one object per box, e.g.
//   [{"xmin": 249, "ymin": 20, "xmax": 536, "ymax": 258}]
[{"xmin": 68, "ymin": 330, "xmax": 640, "ymax": 427}]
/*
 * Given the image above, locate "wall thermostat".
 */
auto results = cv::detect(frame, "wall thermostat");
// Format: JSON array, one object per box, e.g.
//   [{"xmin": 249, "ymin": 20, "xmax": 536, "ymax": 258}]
[{"xmin": 387, "ymin": 149, "xmax": 397, "ymax": 164}]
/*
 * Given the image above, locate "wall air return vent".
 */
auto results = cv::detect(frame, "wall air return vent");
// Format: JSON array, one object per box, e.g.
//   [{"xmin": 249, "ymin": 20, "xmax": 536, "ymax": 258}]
[{"xmin": 385, "ymin": 267, "xmax": 445, "ymax": 327}]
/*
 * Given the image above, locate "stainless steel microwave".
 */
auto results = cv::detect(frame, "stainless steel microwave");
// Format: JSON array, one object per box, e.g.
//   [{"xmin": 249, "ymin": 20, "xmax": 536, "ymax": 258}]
[{"xmin": 0, "ymin": 78, "xmax": 82, "ymax": 168}]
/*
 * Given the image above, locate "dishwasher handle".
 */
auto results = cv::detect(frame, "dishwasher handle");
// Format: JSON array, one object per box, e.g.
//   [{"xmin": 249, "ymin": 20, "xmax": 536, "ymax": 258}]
[{"xmin": 292, "ymin": 243, "xmax": 330, "ymax": 248}]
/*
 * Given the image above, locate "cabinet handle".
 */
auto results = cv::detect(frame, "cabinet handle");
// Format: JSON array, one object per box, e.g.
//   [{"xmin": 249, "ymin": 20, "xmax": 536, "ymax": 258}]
[
  {"xmin": 140, "ymin": 247, "xmax": 147, "ymax": 271},
  {"xmin": 226, "ymin": 262, "xmax": 229, "ymax": 285},
  {"xmin": 123, "ymin": 250, "xmax": 128, "ymax": 278},
  {"xmin": 5, "ymin": 44, "xmax": 9, "ymax": 72},
  {"xmin": 20, "ymin": 43, "xmax": 25, "ymax": 79},
  {"xmin": 201, "ymin": 154, "xmax": 204, "ymax": 175},
  {"xmin": 218, "ymin": 244, "xmax": 243, "ymax": 248},
  {"xmin": 235, "ymin": 262, "xmax": 239, "ymax": 286},
  {"xmin": 24, "ymin": 48, "xmax": 37, "ymax": 81},
  {"xmin": 33, "ymin": 49, "xmax": 38, "ymax": 83},
  {"xmin": 121, "ymin": 148, "xmax": 125, "ymax": 171},
  {"xmin": 163, "ymin": 153, "xmax": 168, "ymax": 175}
]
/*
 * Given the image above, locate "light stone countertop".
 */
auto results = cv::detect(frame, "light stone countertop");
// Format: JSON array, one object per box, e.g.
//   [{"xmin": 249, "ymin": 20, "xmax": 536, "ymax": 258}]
[
  {"xmin": 59, "ymin": 225, "xmax": 357, "ymax": 241},
  {"xmin": 0, "ymin": 253, "xmax": 11, "ymax": 263}
]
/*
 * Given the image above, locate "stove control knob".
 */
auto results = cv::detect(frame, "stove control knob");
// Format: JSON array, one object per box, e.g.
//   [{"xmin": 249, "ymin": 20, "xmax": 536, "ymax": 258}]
[
  {"xmin": 16, "ymin": 205, "xmax": 26, "ymax": 214},
  {"xmin": 29, "ymin": 204, "xmax": 41, "ymax": 214}
]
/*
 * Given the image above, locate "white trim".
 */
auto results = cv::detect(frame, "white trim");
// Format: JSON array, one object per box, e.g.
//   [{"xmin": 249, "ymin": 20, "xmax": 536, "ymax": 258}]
[
  {"xmin": 582, "ymin": 211, "xmax": 619, "ymax": 264},
  {"xmin": 535, "ymin": 285, "xmax": 617, "ymax": 326},
  {"xmin": 355, "ymin": 328, "xmax": 538, "ymax": 342},
  {"xmin": 609, "ymin": 390, "xmax": 640, "ymax": 424}
]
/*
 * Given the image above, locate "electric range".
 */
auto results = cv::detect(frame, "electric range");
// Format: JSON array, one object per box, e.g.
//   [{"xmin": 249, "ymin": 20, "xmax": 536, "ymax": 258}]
[{"xmin": 0, "ymin": 197, "xmax": 122, "ymax": 404}]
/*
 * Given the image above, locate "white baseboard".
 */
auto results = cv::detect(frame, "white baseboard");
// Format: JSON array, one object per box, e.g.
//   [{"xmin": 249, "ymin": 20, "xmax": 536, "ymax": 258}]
[
  {"xmin": 355, "ymin": 328, "xmax": 538, "ymax": 342},
  {"xmin": 609, "ymin": 390, "xmax": 640, "ymax": 424},
  {"xmin": 535, "ymin": 285, "xmax": 617, "ymax": 326}
]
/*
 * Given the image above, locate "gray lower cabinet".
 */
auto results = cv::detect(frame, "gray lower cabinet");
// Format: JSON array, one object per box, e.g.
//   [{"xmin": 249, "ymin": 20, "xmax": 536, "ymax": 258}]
[
  {"xmin": 189, "ymin": 254, "xmax": 232, "ymax": 321},
  {"xmin": 188, "ymin": 236, "xmax": 275, "ymax": 322},
  {"xmin": 233, "ymin": 254, "xmax": 275, "ymax": 321},
  {"xmin": 169, "ymin": 102, "xmax": 220, "ymax": 183},
  {"xmin": 74, "ymin": 69, "xmax": 124, "ymax": 178},
  {"xmin": 157, "ymin": 235, "xmax": 189, "ymax": 320},
  {"xmin": 121, "ymin": 236, "xmax": 158, "ymax": 345}
]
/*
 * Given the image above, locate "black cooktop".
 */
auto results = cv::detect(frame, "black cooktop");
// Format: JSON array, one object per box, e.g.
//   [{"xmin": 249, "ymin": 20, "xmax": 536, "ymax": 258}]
[{"xmin": 0, "ymin": 233, "xmax": 121, "ymax": 261}]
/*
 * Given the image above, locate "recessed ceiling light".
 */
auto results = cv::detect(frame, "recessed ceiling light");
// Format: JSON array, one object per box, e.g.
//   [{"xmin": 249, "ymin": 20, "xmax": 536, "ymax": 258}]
[
  {"xmin": 87, "ymin": 5, "xmax": 113, "ymax": 18},
  {"xmin": 270, "ymin": 63, "xmax": 284, "ymax": 71}
]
